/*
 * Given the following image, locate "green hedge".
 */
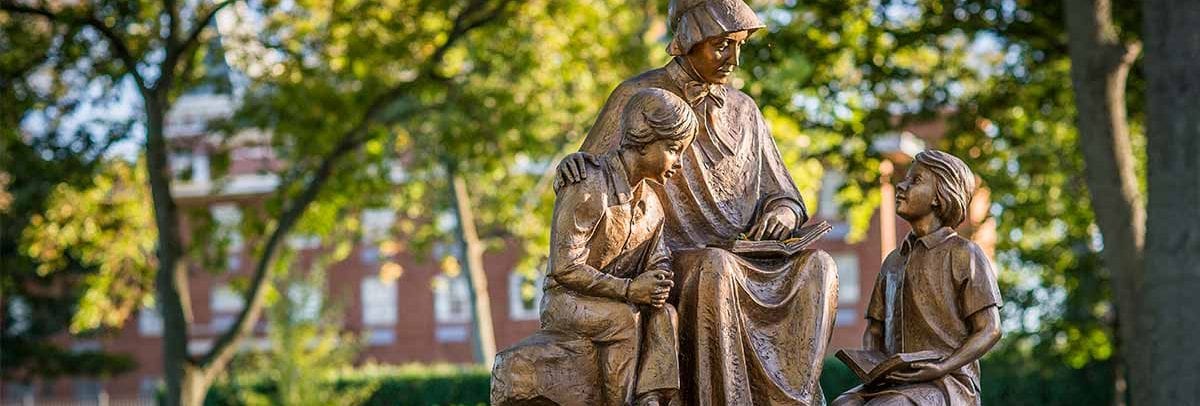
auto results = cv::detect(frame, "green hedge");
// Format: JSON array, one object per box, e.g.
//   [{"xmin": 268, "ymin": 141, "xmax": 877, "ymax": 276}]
[
  {"xmin": 820, "ymin": 355, "xmax": 1114, "ymax": 405},
  {"xmin": 209, "ymin": 358, "xmax": 1111, "ymax": 405},
  {"xmin": 207, "ymin": 364, "xmax": 491, "ymax": 406}
]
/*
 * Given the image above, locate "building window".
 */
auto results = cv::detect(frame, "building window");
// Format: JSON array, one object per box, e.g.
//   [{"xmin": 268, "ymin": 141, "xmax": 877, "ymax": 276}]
[
  {"xmin": 6, "ymin": 297, "xmax": 31, "ymax": 335},
  {"xmin": 188, "ymin": 339, "xmax": 213, "ymax": 356},
  {"xmin": 361, "ymin": 208, "xmax": 396, "ymax": 243},
  {"xmin": 818, "ymin": 170, "xmax": 845, "ymax": 220},
  {"xmin": 72, "ymin": 340, "xmax": 101, "ymax": 352},
  {"xmin": 360, "ymin": 245, "xmax": 380, "ymax": 264},
  {"xmin": 170, "ymin": 149, "xmax": 195, "ymax": 182},
  {"xmin": 169, "ymin": 148, "xmax": 212, "ymax": 184},
  {"xmin": 508, "ymin": 269, "xmax": 544, "ymax": 321},
  {"xmin": 211, "ymin": 284, "xmax": 244, "ymax": 330},
  {"xmin": 433, "ymin": 274, "xmax": 471, "ymax": 324},
  {"xmin": 231, "ymin": 145, "xmax": 274, "ymax": 161},
  {"xmin": 286, "ymin": 234, "xmax": 321, "ymax": 251},
  {"xmin": 4, "ymin": 382, "xmax": 33, "ymax": 403},
  {"xmin": 211, "ymin": 203, "xmax": 243, "ymax": 271},
  {"xmin": 832, "ymin": 252, "xmax": 860, "ymax": 305},
  {"xmin": 212, "ymin": 285, "xmax": 245, "ymax": 313},
  {"xmin": 361, "ymin": 277, "xmax": 398, "ymax": 327},
  {"xmin": 73, "ymin": 379, "xmax": 102, "ymax": 401},
  {"xmin": 139, "ymin": 377, "xmax": 161, "ymax": 400},
  {"xmin": 435, "ymin": 325, "xmax": 469, "ymax": 343},
  {"xmin": 362, "ymin": 276, "xmax": 398, "ymax": 346},
  {"xmin": 139, "ymin": 304, "xmax": 164, "ymax": 337},
  {"xmin": 366, "ymin": 328, "xmax": 396, "ymax": 346}
]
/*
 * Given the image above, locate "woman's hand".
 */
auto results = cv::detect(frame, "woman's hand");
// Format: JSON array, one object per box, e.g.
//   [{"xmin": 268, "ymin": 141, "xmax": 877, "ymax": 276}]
[
  {"xmin": 747, "ymin": 206, "xmax": 798, "ymax": 240},
  {"xmin": 555, "ymin": 153, "xmax": 597, "ymax": 185}
]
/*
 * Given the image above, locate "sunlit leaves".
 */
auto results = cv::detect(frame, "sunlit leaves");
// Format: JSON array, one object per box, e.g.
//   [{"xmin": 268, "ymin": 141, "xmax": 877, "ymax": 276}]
[
  {"xmin": 235, "ymin": 0, "xmax": 661, "ymax": 281},
  {"xmin": 22, "ymin": 160, "xmax": 155, "ymax": 333},
  {"xmin": 231, "ymin": 270, "xmax": 375, "ymax": 406}
]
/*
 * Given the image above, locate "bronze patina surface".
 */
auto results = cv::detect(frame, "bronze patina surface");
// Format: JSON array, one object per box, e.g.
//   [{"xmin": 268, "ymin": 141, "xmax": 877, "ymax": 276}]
[
  {"xmin": 492, "ymin": 89, "xmax": 698, "ymax": 406},
  {"xmin": 551, "ymin": 1, "xmax": 840, "ymax": 404}
]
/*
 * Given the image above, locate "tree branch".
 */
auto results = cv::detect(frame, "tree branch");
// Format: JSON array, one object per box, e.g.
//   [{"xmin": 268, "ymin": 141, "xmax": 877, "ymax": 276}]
[
  {"xmin": 197, "ymin": 117, "xmax": 368, "ymax": 379},
  {"xmin": 196, "ymin": 0, "xmax": 515, "ymax": 378},
  {"xmin": 197, "ymin": 66, "xmax": 424, "ymax": 374},
  {"xmin": 161, "ymin": 0, "xmax": 238, "ymax": 95},
  {"xmin": 177, "ymin": 0, "xmax": 237, "ymax": 59},
  {"xmin": 164, "ymin": 0, "xmax": 181, "ymax": 48},
  {"xmin": 426, "ymin": 0, "xmax": 516, "ymax": 80},
  {"xmin": 0, "ymin": 1, "xmax": 148, "ymax": 91}
]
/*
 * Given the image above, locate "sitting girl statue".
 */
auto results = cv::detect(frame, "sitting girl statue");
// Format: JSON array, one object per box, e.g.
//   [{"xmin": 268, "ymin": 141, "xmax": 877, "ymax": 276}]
[{"xmin": 491, "ymin": 88, "xmax": 698, "ymax": 406}]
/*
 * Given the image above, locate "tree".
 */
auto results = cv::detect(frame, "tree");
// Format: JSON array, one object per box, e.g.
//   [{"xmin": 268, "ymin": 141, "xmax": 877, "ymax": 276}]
[
  {"xmin": 228, "ymin": 270, "xmax": 376, "ymax": 406},
  {"xmin": 1139, "ymin": 0, "xmax": 1200, "ymax": 402},
  {"xmin": 234, "ymin": 0, "xmax": 662, "ymax": 367},
  {"xmin": 0, "ymin": 0, "xmax": 515, "ymax": 404},
  {"xmin": 1062, "ymin": 0, "xmax": 1144, "ymax": 401},
  {"xmin": 1, "ymin": 12, "xmax": 141, "ymax": 383},
  {"xmin": 1, "ymin": 143, "xmax": 143, "ymax": 386}
]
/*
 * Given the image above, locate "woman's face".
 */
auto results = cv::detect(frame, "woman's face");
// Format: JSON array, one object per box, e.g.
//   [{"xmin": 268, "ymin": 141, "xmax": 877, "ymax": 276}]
[{"xmin": 685, "ymin": 31, "xmax": 749, "ymax": 85}]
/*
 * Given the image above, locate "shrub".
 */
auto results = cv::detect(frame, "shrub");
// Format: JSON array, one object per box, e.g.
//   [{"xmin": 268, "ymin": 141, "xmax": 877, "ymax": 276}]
[
  {"xmin": 212, "ymin": 356, "xmax": 1112, "ymax": 405},
  {"xmin": 820, "ymin": 355, "xmax": 1114, "ymax": 404},
  {"xmin": 208, "ymin": 364, "xmax": 489, "ymax": 406}
]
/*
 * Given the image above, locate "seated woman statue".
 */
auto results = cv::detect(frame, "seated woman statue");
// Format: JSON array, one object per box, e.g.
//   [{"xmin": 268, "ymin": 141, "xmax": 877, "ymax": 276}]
[
  {"xmin": 491, "ymin": 88, "xmax": 699, "ymax": 406},
  {"xmin": 555, "ymin": 1, "xmax": 839, "ymax": 404},
  {"xmin": 833, "ymin": 150, "xmax": 1002, "ymax": 406}
]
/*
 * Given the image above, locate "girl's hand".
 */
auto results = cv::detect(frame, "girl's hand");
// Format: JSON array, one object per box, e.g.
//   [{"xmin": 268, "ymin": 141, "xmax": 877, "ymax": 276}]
[{"xmin": 887, "ymin": 361, "xmax": 948, "ymax": 383}]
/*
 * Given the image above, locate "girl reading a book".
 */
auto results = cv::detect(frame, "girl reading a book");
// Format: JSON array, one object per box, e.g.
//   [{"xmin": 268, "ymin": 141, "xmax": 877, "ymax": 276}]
[{"xmin": 833, "ymin": 150, "xmax": 1002, "ymax": 406}]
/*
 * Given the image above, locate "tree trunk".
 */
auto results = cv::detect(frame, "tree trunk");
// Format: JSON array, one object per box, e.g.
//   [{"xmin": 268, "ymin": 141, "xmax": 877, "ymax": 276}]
[
  {"xmin": 1062, "ymin": 0, "xmax": 1144, "ymax": 404},
  {"xmin": 179, "ymin": 366, "xmax": 211, "ymax": 406},
  {"xmin": 1141, "ymin": 0, "xmax": 1200, "ymax": 403},
  {"xmin": 144, "ymin": 89, "xmax": 203, "ymax": 406},
  {"xmin": 447, "ymin": 166, "xmax": 498, "ymax": 368}
]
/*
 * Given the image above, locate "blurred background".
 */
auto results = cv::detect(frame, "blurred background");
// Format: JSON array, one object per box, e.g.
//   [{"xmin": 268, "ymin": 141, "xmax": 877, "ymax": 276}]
[{"xmin": 2, "ymin": 0, "xmax": 1192, "ymax": 404}]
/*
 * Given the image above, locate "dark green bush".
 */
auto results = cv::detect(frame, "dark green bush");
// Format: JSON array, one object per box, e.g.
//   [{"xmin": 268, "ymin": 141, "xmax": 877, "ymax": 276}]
[
  {"xmin": 820, "ymin": 355, "xmax": 1114, "ymax": 405},
  {"xmin": 211, "ymin": 357, "xmax": 1112, "ymax": 405},
  {"xmin": 207, "ymin": 364, "xmax": 490, "ymax": 406}
]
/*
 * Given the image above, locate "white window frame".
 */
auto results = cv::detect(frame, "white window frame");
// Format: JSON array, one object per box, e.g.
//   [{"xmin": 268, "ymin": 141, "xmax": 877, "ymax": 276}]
[
  {"xmin": 361, "ymin": 208, "xmax": 396, "ymax": 243},
  {"xmin": 7, "ymin": 297, "xmax": 31, "ymax": 335},
  {"xmin": 832, "ymin": 252, "xmax": 860, "ymax": 305},
  {"xmin": 139, "ymin": 304, "xmax": 164, "ymax": 337},
  {"xmin": 211, "ymin": 284, "xmax": 245, "ymax": 314},
  {"xmin": 211, "ymin": 203, "xmax": 243, "ymax": 253},
  {"xmin": 818, "ymin": 170, "xmax": 845, "ymax": 220},
  {"xmin": 360, "ymin": 277, "xmax": 398, "ymax": 327},
  {"xmin": 508, "ymin": 270, "xmax": 544, "ymax": 321},
  {"xmin": 433, "ymin": 274, "xmax": 472, "ymax": 324}
]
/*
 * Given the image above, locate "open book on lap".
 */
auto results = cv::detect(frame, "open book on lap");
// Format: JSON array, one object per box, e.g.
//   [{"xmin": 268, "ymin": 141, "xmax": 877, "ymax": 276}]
[
  {"xmin": 716, "ymin": 221, "xmax": 834, "ymax": 258},
  {"xmin": 835, "ymin": 349, "xmax": 942, "ymax": 386}
]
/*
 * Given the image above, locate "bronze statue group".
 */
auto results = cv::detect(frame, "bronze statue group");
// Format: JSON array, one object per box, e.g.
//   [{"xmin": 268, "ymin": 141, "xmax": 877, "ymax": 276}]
[{"xmin": 490, "ymin": 1, "xmax": 1001, "ymax": 405}]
